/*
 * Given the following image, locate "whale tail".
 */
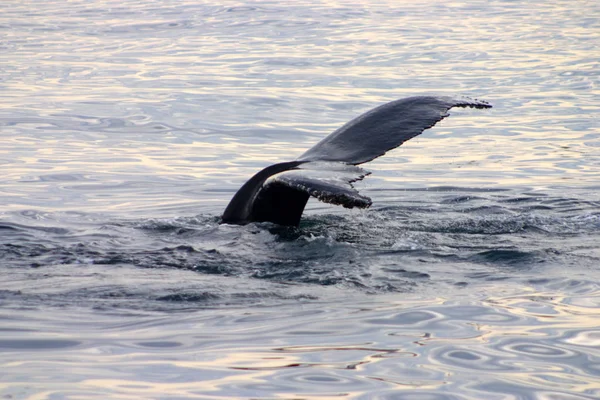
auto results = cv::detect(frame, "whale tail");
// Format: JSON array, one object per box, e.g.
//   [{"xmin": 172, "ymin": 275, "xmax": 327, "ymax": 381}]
[{"xmin": 222, "ymin": 96, "xmax": 492, "ymax": 226}]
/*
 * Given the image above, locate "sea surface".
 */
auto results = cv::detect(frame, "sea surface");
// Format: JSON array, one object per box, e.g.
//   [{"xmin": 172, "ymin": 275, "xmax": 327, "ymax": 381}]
[{"xmin": 1, "ymin": 0, "xmax": 599, "ymax": 399}]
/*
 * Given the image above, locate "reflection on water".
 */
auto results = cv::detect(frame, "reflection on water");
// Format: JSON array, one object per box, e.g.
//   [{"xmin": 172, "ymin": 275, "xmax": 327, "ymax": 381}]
[
  {"xmin": 1, "ymin": 284, "xmax": 599, "ymax": 399},
  {"xmin": 1, "ymin": 0, "xmax": 599, "ymax": 399},
  {"xmin": 2, "ymin": 0, "xmax": 598, "ymax": 217},
  {"xmin": 1, "ymin": 189, "xmax": 599, "ymax": 398}
]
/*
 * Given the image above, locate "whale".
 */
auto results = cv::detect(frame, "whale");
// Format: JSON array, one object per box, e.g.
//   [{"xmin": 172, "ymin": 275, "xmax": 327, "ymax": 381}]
[{"xmin": 222, "ymin": 95, "xmax": 492, "ymax": 226}]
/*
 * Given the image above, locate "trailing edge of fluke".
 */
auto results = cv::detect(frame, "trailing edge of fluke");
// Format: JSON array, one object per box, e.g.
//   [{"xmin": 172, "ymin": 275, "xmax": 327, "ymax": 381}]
[{"xmin": 221, "ymin": 95, "xmax": 492, "ymax": 227}]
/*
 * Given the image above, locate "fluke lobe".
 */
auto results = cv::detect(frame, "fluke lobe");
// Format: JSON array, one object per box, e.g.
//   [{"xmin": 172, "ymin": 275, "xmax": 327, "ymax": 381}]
[{"xmin": 222, "ymin": 96, "xmax": 492, "ymax": 226}]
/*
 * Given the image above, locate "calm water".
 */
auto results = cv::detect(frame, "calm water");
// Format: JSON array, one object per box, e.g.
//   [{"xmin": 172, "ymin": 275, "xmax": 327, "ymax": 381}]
[{"xmin": 1, "ymin": 0, "xmax": 600, "ymax": 398}]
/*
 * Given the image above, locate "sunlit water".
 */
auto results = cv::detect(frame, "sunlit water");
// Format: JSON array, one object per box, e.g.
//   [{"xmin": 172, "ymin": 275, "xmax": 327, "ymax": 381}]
[{"xmin": 1, "ymin": 0, "xmax": 599, "ymax": 399}]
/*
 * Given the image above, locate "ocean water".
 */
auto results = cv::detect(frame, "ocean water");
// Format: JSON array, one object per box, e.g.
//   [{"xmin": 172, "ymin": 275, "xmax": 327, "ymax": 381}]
[{"xmin": 1, "ymin": 0, "xmax": 599, "ymax": 398}]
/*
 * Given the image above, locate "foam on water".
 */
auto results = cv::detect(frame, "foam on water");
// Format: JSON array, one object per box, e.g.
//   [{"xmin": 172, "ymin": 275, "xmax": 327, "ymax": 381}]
[{"xmin": 1, "ymin": 188, "xmax": 598, "ymax": 308}]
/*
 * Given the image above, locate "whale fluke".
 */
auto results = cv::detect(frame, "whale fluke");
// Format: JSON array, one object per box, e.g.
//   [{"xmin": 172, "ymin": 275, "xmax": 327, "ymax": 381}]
[
  {"xmin": 221, "ymin": 96, "xmax": 492, "ymax": 226},
  {"xmin": 268, "ymin": 162, "xmax": 372, "ymax": 209},
  {"xmin": 299, "ymin": 96, "xmax": 492, "ymax": 165}
]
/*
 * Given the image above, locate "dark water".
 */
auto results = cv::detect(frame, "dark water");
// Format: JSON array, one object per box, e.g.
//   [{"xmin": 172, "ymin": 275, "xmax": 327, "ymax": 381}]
[{"xmin": 1, "ymin": 0, "xmax": 600, "ymax": 399}]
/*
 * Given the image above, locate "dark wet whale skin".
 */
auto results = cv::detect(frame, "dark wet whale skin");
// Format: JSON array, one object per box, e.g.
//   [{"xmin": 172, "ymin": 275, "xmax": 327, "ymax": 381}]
[
  {"xmin": 221, "ymin": 160, "xmax": 308, "ymax": 226},
  {"xmin": 222, "ymin": 96, "xmax": 492, "ymax": 226}
]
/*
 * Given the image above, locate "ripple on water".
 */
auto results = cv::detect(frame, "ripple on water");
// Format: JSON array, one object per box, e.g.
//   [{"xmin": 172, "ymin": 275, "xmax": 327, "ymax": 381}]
[
  {"xmin": 0, "ymin": 188, "xmax": 598, "ymax": 307},
  {"xmin": 1, "ymin": 0, "xmax": 600, "ymax": 398},
  {"xmin": 0, "ymin": 339, "xmax": 82, "ymax": 350},
  {"xmin": 1, "ymin": 284, "xmax": 600, "ymax": 399}
]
